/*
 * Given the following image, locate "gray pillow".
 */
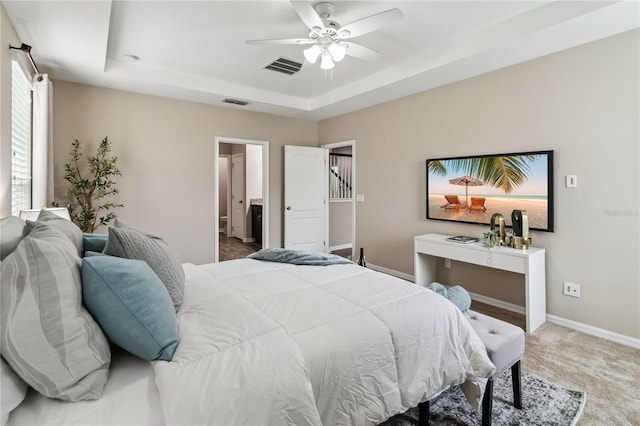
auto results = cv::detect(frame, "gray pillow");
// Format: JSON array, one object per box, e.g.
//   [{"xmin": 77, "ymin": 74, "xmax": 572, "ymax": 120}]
[
  {"xmin": 23, "ymin": 209, "xmax": 83, "ymax": 256},
  {"xmin": 0, "ymin": 216, "xmax": 26, "ymax": 261},
  {"xmin": 0, "ymin": 222, "xmax": 111, "ymax": 401},
  {"xmin": 103, "ymin": 225, "xmax": 184, "ymax": 310},
  {"xmin": 0, "ymin": 358, "xmax": 28, "ymax": 426}
]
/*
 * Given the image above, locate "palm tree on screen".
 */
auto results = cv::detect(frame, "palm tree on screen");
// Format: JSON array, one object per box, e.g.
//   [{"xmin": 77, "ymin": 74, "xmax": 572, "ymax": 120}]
[{"xmin": 428, "ymin": 155, "xmax": 537, "ymax": 194}]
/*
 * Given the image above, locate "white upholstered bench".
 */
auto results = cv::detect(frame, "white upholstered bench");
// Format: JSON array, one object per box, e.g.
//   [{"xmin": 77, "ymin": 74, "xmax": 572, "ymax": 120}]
[
  {"xmin": 417, "ymin": 310, "xmax": 525, "ymax": 426},
  {"xmin": 467, "ymin": 310, "xmax": 525, "ymax": 426}
]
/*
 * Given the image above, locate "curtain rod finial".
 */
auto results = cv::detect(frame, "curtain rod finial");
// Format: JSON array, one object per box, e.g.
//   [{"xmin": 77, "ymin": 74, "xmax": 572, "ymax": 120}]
[{"xmin": 9, "ymin": 43, "xmax": 32, "ymax": 53}]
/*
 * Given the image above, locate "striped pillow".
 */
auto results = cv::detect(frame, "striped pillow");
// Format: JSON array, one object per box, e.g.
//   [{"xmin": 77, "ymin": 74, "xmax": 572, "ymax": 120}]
[
  {"xmin": 0, "ymin": 216, "xmax": 25, "ymax": 260},
  {"xmin": 103, "ymin": 225, "xmax": 184, "ymax": 311},
  {"xmin": 23, "ymin": 209, "xmax": 83, "ymax": 257},
  {"xmin": 0, "ymin": 222, "xmax": 111, "ymax": 401}
]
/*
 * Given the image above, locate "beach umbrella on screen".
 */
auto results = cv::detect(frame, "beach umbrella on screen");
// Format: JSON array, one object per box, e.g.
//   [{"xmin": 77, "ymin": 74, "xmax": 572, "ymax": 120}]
[{"xmin": 449, "ymin": 175, "xmax": 483, "ymax": 207}]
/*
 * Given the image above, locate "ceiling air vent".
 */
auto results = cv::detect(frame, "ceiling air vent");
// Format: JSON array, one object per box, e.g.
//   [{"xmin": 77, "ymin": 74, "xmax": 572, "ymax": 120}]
[
  {"xmin": 222, "ymin": 98, "xmax": 249, "ymax": 106},
  {"xmin": 265, "ymin": 57, "xmax": 302, "ymax": 75}
]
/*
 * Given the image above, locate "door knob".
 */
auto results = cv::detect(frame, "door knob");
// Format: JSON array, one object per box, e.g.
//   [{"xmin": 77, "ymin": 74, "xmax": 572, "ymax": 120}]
[{"xmin": 286, "ymin": 206, "xmax": 292, "ymax": 210}]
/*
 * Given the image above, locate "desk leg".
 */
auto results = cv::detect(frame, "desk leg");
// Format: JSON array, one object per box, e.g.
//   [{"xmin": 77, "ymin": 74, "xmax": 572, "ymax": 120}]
[
  {"xmin": 414, "ymin": 252, "xmax": 437, "ymax": 286},
  {"xmin": 525, "ymin": 251, "xmax": 546, "ymax": 333}
]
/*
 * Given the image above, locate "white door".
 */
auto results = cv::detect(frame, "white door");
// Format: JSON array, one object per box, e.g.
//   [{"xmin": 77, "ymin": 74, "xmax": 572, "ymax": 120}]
[
  {"xmin": 231, "ymin": 153, "xmax": 245, "ymax": 239},
  {"xmin": 284, "ymin": 145, "xmax": 328, "ymax": 252}
]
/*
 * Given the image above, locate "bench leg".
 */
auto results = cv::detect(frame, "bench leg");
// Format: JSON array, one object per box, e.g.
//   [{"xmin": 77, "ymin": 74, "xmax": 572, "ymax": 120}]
[
  {"xmin": 512, "ymin": 360, "xmax": 522, "ymax": 409},
  {"xmin": 481, "ymin": 378, "xmax": 493, "ymax": 426},
  {"xmin": 418, "ymin": 400, "xmax": 430, "ymax": 426}
]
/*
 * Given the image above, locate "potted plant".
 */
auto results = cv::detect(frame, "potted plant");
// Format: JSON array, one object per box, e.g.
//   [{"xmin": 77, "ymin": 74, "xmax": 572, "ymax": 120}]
[{"xmin": 57, "ymin": 137, "xmax": 123, "ymax": 233}]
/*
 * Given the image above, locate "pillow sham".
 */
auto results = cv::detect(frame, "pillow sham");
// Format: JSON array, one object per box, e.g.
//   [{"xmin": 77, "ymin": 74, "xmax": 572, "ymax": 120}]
[
  {"xmin": 103, "ymin": 224, "xmax": 184, "ymax": 311},
  {"xmin": 23, "ymin": 209, "xmax": 83, "ymax": 256},
  {"xmin": 0, "ymin": 216, "xmax": 25, "ymax": 261},
  {"xmin": 0, "ymin": 358, "xmax": 28, "ymax": 426},
  {"xmin": 0, "ymin": 222, "xmax": 111, "ymax": 401},
  {"xmin": 82, "ymin": 255, "xmax": 179, "ymax": 361}
]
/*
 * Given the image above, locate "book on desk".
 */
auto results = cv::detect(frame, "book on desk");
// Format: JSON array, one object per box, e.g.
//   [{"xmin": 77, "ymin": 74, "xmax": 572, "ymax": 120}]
[{"xmin": 445, "ymin": 236, "xmax": 479, "ymax": 244}]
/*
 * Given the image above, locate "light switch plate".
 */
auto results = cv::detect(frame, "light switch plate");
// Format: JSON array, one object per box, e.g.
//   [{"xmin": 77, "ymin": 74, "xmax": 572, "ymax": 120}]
[
  {"xmin": 566, "ymin": 175, "xmax": 577, "ymax": 188},
  {"xmin": 356, "ymin": 194, "xmax": 365, "ymax": 202}
]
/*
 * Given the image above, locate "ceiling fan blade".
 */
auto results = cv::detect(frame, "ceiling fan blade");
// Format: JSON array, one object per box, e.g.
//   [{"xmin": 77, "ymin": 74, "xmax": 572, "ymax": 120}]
[
  {"xmin": 290, "ymin": 0, "xmax": 324, "ymax": 31},
  {"xmin": 343, "ymin": 42, "xmax": 380, "ymax": 61},
  {"xmin": 246, "ymin": 38, "xmax": 315, "ymax": 45},
  {"xmin": 339, "ymin": 8, "xmax": 403, "ymax": 39}
]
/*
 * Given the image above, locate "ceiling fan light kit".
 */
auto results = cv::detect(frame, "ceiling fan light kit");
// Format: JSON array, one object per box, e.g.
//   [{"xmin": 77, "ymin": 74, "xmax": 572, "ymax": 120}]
[
  {"xmin": 247, "ymin": 1, "xmax": 403, "ymax": 71},
  {"xmin": 320, "ymin": 50, "xmax": 334, "ymax": 70}
]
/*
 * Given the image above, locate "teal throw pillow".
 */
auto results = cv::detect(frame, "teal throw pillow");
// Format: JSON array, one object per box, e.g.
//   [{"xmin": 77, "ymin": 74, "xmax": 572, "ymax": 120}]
[
  {"xmin": 446, "ymin": 285, "xmax": 471, "ymax": 312},
  {"xmin": 426, "ymin": 282, "xmax": 471, "ymax": 312},
  {"xmin": 426, "ymin": 282, "xmax": 447, "ymax": 297},
  {"xmin": 82, "ymin": 233, "xmax": 108, "ymax": 254},
  {"xmin": 82, "ymin": 255, "xmax": 179, "ymax": 361}
]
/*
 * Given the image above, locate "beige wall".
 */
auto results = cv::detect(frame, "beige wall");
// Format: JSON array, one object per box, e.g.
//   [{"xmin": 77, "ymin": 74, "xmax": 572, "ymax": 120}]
[
  {"xmin": 0, "ymin": 3, "xmax": 22, "ymax": 217},
  {"xmin": 52, "ymin": 81, "xmax": 318, "ymax": 264},
  {"xmin": 329, "ymin": 201, "xmax": 353, "ymax": 249},
  {"xmin": 319, "ymin": 30, "xmax": 640, "ymax": 340}
]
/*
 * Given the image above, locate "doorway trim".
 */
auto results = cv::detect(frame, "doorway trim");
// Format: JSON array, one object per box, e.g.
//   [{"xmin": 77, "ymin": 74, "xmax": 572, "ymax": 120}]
[
  {"xmin": 214, "ymin": 136, "xmax": 269, "ymax": 263},
  {"xmin": 219, "ymin": 154, "xmax": 231, "ymax": 236},
  {"xmin": 322, "ymin": 139, "xmax": 356, "ymax": 259}
]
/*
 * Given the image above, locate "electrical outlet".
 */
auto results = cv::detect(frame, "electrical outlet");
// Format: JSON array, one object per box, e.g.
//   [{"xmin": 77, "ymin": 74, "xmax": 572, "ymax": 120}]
[
  {"xmin": 563, "ymin": 282, "xmax": 581, "ymax": 298},
  {"xmin": 444, "ymin": 259, "xmax": 451, "ymax": 269}
]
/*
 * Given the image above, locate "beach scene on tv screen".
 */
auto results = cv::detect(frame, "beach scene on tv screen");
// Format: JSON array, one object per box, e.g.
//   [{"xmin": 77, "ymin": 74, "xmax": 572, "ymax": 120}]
[{"xmin": 427, "ymin": 153, "xmax": 549, "ymax": 230}]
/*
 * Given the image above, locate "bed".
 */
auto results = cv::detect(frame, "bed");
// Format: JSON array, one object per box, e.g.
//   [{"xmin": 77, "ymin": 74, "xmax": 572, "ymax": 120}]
[{"xmin": 7, "ymin": 256, "xmax": 494, "ymax": 426}]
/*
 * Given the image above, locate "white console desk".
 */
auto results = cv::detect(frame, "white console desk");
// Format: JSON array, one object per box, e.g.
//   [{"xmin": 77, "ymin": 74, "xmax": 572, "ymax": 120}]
[{"xmin": 414, "ymin": 233, "xmax": 546, "ymax": 333}]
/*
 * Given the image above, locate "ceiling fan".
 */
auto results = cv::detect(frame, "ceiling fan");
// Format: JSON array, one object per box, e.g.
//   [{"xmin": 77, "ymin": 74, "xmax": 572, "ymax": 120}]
[{"xmin": 246, "ymin": 1, "xmax": 403, "ymax": 70}]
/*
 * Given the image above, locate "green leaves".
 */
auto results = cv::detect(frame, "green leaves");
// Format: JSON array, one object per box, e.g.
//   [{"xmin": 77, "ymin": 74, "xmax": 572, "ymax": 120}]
[
  {"xmin": 61, "ymin": 137, "xmax": 123, "ymax": 233},
  {"xmin": 440, "ymin": 155, "xmax": 537, "ymax": 194}
]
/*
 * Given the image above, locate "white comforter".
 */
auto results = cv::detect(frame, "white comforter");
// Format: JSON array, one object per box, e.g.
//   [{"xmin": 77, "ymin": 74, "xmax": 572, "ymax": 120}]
[{"xmin": 153, "ymin": 259, "xmax": 495, "ymax": 426}]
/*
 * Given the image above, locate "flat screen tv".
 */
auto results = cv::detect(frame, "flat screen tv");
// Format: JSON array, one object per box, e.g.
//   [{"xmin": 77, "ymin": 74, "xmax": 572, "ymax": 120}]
[{"xmin": 426, "ymin": 150, "xmax": 554, "ymax": 232}]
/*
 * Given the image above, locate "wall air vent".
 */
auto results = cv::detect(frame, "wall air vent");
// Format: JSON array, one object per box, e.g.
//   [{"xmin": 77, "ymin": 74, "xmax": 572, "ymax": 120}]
[
  {"xmin": 222, "ymin": 98, "xmax": 249, "ymax": 106},
  {"xmin": 265, "ymin": 57, "xmax": 302, "ymax": 75}
]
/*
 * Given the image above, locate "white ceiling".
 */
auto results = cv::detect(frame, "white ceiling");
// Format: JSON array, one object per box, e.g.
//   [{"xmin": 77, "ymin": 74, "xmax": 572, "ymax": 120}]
[{"xmin": 3, "ymin": 1, "xmax": 638, "ymax": 121}]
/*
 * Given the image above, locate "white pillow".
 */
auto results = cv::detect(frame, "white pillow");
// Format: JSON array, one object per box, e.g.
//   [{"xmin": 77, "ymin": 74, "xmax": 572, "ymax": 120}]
[{"xmin": 0, "ymin": 357, "xmax": 28, "ymax": 425}]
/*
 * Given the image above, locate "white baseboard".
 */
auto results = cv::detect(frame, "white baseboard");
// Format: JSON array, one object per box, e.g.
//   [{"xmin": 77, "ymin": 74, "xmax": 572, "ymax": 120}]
[
  {"xmin": 366, "ymin": 263, "xmax": 414, "ymax": 282},
  {"xmin": 468, "ymin": 292, "xmax": 526, "ymax": 315},
  {"xmin": 329, "ymin": 243, "xmax": 352, "ymax": 252},
  {"xmin": 546, "ymin": 314, "xmax": 640, "ymax": 349},
  {"xmin": 370, "ymin": 265, "xmax": 640, "ymax": 349}
]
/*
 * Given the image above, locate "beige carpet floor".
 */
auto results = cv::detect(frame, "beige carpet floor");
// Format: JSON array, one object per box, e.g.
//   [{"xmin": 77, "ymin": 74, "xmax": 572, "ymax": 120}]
[
  {"xmin": 471, "ymin": 301, "xmax": 640, "ymax": 425},
  {"xmin": 522, "ymin": 322, "xmax": 640, "ymax": 425}
]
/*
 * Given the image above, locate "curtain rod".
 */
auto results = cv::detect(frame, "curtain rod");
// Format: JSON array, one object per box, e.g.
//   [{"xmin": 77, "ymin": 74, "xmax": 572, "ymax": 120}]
[{"xmin": 9, "ymin": 43, "xmax": 41, "ymax": 77}]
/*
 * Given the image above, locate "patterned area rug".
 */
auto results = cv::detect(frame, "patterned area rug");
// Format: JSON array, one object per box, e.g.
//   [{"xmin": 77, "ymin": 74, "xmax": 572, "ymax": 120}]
[{"xmin": 381, "ymin": 371, "xmax": 586, "ymax": 426}]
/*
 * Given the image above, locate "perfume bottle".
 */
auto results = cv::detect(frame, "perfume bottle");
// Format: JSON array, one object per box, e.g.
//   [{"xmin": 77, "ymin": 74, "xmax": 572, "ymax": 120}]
[{"xmin": 357, "ymin": 248, "xmax": 366, "ymax": 267}]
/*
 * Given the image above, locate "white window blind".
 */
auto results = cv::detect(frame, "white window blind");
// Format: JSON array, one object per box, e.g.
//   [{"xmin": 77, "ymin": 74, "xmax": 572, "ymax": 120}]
[{"xmin": 11, "ymin": 60, "xmax": 32, "ymax": 216}]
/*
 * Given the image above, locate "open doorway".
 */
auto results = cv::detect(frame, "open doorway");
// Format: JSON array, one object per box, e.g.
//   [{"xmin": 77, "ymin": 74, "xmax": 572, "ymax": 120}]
[
  {"xmin": 214, "ymin": 137, "xmax": 269, "ymax": 262},
  {"xmin": 323, "ymin": 140, "xmax": 356, "ymax": 260}
]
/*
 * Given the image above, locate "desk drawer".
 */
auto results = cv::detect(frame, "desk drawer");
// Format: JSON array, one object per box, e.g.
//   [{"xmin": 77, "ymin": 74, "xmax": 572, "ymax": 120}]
[
  {"xmin": 415, "ymin": 240, "xmax": 525, "ymax": 274},
  {"xmin": 484, "ymin": 250, "xmax": 525, "ymax": 274}
]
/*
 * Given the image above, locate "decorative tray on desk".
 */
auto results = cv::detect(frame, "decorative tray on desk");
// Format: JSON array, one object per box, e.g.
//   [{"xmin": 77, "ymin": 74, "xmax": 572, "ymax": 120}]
[{"xmin": 445, "ymin": 236, "xmax": 479, "ymax": 244}]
